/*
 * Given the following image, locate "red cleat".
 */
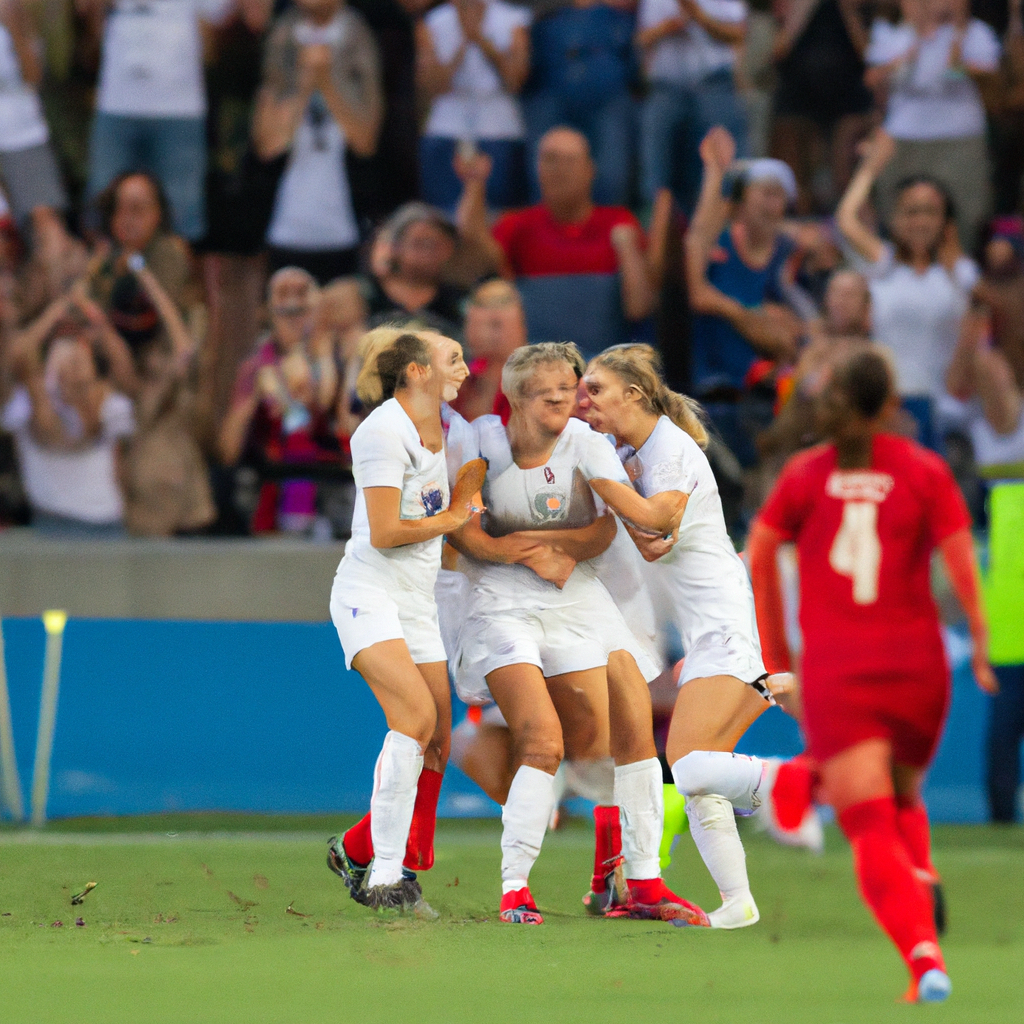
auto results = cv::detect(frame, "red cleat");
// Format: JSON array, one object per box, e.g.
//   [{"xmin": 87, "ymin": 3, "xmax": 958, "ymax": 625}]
[
  {"xmin": 625, "ymin": 877, "xmax": 710, "ymax": 927},
  {"xmin": 500, "ymin": 887, "xmax": 544, "ymax": 924}
]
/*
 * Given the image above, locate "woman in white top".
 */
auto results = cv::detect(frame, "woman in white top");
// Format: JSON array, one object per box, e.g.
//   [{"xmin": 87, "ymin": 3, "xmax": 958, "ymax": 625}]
[
  {"xmin": 449, "ymin": 342, "xmax": 707, "ymax": 926},
  {"xmin": 416, "ymin": 0, "xmax": 531, "ymax": 211},
  {"xmin": 836, "ymin": 127, "xmax": 980, "ymax": 450},
  {"xmin": 580, "ymin": 344, "xmax": 792, "ymax": 930},
  {"xmin": 326, "ymin": 327, "xmax": 478, "ymax": 912}
]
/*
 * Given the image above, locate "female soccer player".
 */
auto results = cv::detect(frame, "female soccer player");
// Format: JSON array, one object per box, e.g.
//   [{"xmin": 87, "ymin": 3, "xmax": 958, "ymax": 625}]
[
  {"xmin": 580, "ymin": 344, "xmax": 786, "ymax": 929},
  {"xmin": 449, "ymin": 343, "xmax": 706, "ymax": 926},
  {"xmin": 326, "ymin": 328, "xmax": 480, "ymax": 911},
  {"xmin": 748, "ymin": 349, "xmax": 997, "ymax": 1003}
]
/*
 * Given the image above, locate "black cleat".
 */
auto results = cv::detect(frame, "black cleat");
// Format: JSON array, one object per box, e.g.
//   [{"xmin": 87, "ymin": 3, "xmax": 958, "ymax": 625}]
[{"xmin": 327, "ymin": 835, "xmax": 368, "ymax": 900}]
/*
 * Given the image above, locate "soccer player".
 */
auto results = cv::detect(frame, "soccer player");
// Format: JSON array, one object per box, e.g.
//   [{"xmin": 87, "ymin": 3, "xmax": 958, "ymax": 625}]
[
  {"xmin": 580, "ymin": 345, "xmax": 788, "ymax": 929},
  {"xmin": 747, "ymin": 348, "xmax": 998, "ymax": 1003},
  {"xmin": 449, "ymin": 343, "xmax": 706, "ymax": 926},
  {"xmin": 326, "ymin": 328, "xmax": 481, "ymax": 911}
]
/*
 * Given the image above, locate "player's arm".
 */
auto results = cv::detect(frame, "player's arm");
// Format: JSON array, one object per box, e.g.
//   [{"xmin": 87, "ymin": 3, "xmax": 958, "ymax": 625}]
[
  {"xmin": 364, "ymin": 486, "xmax": 477, "ymax": 549},
  {"xmin": 938, "ymin": 528, "xmax": 999, "ymax": 694},
  {"xmin": 514, "ymin": 513, "xmax": 618, "ymax": 562},
  {"xmin": 588, "ymin": 478, "xmax": 689, "ymax": 536},
  {"xmin": 746, "ymin": 519, "xmax": 792, "ymax": 674}
]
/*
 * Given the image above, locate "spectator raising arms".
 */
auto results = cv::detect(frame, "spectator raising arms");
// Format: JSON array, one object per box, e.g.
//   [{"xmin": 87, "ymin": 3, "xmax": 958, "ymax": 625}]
[
  {"xmin": 836, "ymin": 127, "xmax": 979, "ymax": 449},
  {"xmin": 84, "ymin": 0, "xmax": 236, "ymax": 242},
  {"xmin": 253, "ymin": 0, "xmax": 383, "ymax": 284},
  {"xmin": 417, "ymin": 0, "xmax": 531, "ymax": 212}
]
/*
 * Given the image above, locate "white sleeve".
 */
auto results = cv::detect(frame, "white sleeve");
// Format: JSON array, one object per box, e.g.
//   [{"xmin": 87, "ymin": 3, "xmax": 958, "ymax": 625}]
[
  {"xmin": 843, "ymin": 238, "xmax": 895, "ymax": 281},
  {"xmin": 509, "ymin": 3, "xmax": 533, "ymax": 29},
  {"xmin": 1, "ymin": 388, "xmax": 31, "ymax": 433},
  {"xmin": 196, "ymin": 0, "xmax": 234, "ymax": 24},
  {"xmin": 698, "ymin": 0, "xmax": 746, "ymax": 25},
  {"xmin": 952, "ymin": 257, "xmax": 981, "ymax": 293},
  {"xmin": 638, "ymin": 0, "xmax": 681, "ymax": 31},
  {"xmin": 352, "ymin": 421, "xmax": 410, "ymax": 490},
  {"xmin": 101, "ymin": 393, "xmax": 136, "ymax": 440},
  {"xmin": 580, "ymin": 431, "xmax": 631, "ymax": 483},
  {"xmin": 963, "ymin": 21, "xmax": 1001, "ymax": 71},
  {"xmin": 866, "ymin": 20, "xmax": 910, "ymax": 66}
]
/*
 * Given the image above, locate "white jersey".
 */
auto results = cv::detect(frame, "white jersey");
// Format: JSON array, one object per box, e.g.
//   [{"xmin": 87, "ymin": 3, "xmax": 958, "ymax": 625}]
[
  {"xmin": 337, "ymin": 398, "xmax": 450, "ymax": 594},
  {"xmin": 624, "ymin": 416, "xmax": 765, "ymax": 683}
]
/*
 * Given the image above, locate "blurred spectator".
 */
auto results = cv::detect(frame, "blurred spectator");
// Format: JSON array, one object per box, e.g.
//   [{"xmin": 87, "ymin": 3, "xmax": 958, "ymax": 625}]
[
  {"xmin": 636, "ymin": 0, "xmax": 749, "ymax": 212},
  {"xmin": 523, "ymin": 0, "xmax": 635, "ymax": 205},
  {"xmin": 0, "ymin": 0, "xmax": 70, "ymax": 229},
  {"xmin": 866, "ymin": 0, "xmax": 1001, "ymax": 251},
  {"xmin": 417, "ymin": 0, "xmax": 531, "ymax": 212},
  {"xmin": 770, "ymin": 0, "xmax": 873, "ymax": 214},
  {"xmin": 837, "ymin": 127, "xmax": 978, "ymax": 448},
  {"xmin": 365, "ymin": 202, "xmax": 467, "ymax": 335},
  {"xmin": 1, "ymin": 285, "xmax": 135, "ymax": 536},
  {"xmin": 986, "ymin": 0, "xmax": 1024, "ymax": 214},
  {"xmin": 84, "ymin": 0, "xmax": 235, "ymax": 242},
  {"xmin": 685, "ymin": 128, "xmax": 802, "ymax": 467},
  {"xmin": 458, "ymin": 128, "xmax": 656, "ymax": 355},
  {"xmin": 449, "ymin": 278, "xmax": 527, "ymax": 420},
  {"xmin": 220, "ymin": 267, "xmax": 342, "ymax": 534},
  {"xmin": 735, "ymin": 0, "xmax": 776, "ymax": 158},
  {"xmin": 253, "ymin": 0, "xmax": 384, "ymax": 285}
]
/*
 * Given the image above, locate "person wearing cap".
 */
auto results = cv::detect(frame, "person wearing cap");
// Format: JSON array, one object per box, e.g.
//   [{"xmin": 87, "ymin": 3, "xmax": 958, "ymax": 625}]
[
  {"xmin": 364, "ymin": 202, "xmax": 468, "ymax": 338},
  {"xmin": 685, "ymin": 127, "xmax": 802, "ymax": 471}
]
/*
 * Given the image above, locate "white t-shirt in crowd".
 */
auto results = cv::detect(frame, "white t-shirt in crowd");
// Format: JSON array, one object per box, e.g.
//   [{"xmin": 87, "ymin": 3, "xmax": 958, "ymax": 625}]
[
  {"xmin": 866, "ymin": 19, "xmax": 1000, "ymax": 140},
  {"xmin": 2, "ymin": 388, "xmax": 134, "ymax": 523},
  {"xmin": 638, "ymin": 0, "xmax": 744, "ymax": 87},
  {"xmin": 422, "ymin": 0, "xmax": 530, "ymax": 140},
  {"xmin": 0, "ymin": 25, "xmax": 49, "ymax": 151},
  {"xmin": 858, "ymin": 242, "xmax": 979, "ymax": 398},
  {"xmin": 266, "ymin": 95, "xmax": 358, "ymax": 251},
  {"xmin": 97, "ymin": 0, "xmax": 232, "ymax": 118},
  {"xmin": 340, "ymin": 398, "xmax": 451, "ymax": 593}
]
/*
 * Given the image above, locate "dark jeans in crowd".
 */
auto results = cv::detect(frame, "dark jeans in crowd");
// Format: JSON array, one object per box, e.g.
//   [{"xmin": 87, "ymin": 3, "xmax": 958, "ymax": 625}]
[
  {"xmin": 988, "ymin": 663, "xmax": 1024, "ymax": 823},
  {"xmin": 419, "ymin": 137, "xmax": 527, "ymax": 213}
]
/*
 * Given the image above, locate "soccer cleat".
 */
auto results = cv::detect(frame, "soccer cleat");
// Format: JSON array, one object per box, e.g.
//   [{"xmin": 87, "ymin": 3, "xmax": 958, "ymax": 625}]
[
  {"xmin": 327, "ymin": 835, "xmax": 368, "ymax": 898},
  {"xmin": 361, "ymin": 881, "xmax": 410, "ymax": 911},
  {"xmin": 916, "ymin": 969, "xmax": 952, "ymax": 1004},
  {"xmin": 500, "ymin": 887, "xmax": 544, "ymax": 924},
  {"xmin": 706, "ymin": 891, "xmax": 760, "ymax": 929},
  {"xmin": 582, "ymin": 855, "xmax": 630, "ymax": 917},
  {"xmin": 626, "ymin": 878, "xmax": 710, "ymax": 927},
  {"xmin": 400, "ymin": 875, "xmax": 439, "ymax": 920}
]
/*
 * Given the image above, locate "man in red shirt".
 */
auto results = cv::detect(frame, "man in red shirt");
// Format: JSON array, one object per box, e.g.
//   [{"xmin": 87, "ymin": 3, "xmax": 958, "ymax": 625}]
[
  {"xmin": 458, "ymin": 127, "xmax": 656, "ymax": 325},
  {"xmin": 748, "ymin": 349, "xmax": 997, "ymax": 1004}
]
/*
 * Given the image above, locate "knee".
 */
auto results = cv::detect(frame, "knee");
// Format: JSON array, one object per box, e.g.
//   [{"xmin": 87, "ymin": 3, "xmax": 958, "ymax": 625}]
[
  {"xmin": 399, "ymin": 697, "xmax": 437, "ymax": 752},
  {"xmin": 671, "ymin": 750, "xmax": 716, "ymax": 798},
  {"xmin": 515, "ymin": 726, "xmax": 563, "ymax": 777}
]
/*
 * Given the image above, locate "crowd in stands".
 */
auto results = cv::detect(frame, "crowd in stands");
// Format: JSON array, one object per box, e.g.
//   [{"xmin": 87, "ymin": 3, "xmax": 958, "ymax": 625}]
[{"xmin": 0, "ymin": 0, "xmax": 1022, "ymax": 546}]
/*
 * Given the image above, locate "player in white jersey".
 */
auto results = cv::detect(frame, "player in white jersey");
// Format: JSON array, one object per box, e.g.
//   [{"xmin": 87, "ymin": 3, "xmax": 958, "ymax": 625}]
[
  {"xmin": 580, "ymin": 345, "xmax": 793, "ymax": 929},
  {"xmin": 448, "ymin": 343, "xmax": 708, "ymax": 926},
  {"xmin": 326, "ymin": 328, "xmax": 482, "ymax": 912}
]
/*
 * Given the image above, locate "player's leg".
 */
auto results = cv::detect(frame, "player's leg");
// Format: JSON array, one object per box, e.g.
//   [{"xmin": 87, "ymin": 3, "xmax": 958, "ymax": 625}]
[
  {"xmin": 822, "ymin": 739, "xmax": 949, "ymax": 1002},
  {"xmin": 666, "ymin": 675, "xmax": 769, "ymax": 928},
  {"xmin": 451, "ymin": 715, "xmax": 515, "ymax": 806},
  {"xmin": 488, "ymin": 663, "xmax": 566, "ymax": 923},
  {"xmin": 604, "ymin": 651, "xmax": 708, "ymax": 924},
  {"xmin": 893, "ymin": 762, "xmax": 946, "ymax": 935}
]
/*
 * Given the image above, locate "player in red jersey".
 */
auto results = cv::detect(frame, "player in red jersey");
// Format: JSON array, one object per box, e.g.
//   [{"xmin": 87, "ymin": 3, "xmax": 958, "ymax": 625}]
[{"xmin": 748, "ymin": 349, "xmax": 998, "ymax": 1004}]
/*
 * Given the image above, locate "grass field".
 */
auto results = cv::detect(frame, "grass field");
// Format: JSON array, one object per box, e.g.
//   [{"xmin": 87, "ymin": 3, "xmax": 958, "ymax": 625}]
[{"xmin": 1, "ymin": 815, "xmax": 1022, "ymax": 1024}]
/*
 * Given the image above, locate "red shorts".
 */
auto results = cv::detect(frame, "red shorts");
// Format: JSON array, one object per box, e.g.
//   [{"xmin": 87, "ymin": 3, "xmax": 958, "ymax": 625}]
[{"xmin": 800, "ymin": 658, "xmax": 951, "ymax": 769}]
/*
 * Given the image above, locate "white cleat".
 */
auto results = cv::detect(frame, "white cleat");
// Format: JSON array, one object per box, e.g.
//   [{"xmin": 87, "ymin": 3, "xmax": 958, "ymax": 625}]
[
  {"xmin": 917, "ymin": 969, "xmax": 952, "ymax": 1004},
  {"xmin": 708, "ymin": 892, "xmax": 760, "ymax": 929}
]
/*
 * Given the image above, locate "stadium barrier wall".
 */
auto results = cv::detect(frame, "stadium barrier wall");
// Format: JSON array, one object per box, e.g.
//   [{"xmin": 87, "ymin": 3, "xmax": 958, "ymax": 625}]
[{"xmin": 0, "ymin": 617, "xmax": 994, "ymax": 823}]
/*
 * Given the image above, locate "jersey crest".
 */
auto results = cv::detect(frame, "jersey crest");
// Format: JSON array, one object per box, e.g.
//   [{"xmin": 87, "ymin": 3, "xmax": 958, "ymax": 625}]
[
  {"xmin": 532, "ymin": 488, "xmax": 568, "ymax": 523},
  {"xmin": 544, "ymin": 466, "xmax": 555, "ymax": 484},
  {"xmin": 421, "ymin": 482, "xmax": 445, "ymax": 517}
]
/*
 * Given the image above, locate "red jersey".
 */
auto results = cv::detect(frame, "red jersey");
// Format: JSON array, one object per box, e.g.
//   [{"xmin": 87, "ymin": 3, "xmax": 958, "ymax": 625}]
[
  {"xmin": 492, "ymin": 204, "xmax": 642, "ymax": 277},
  {"xmin": 757, "ymin": 434, "xmax": 970, "ymax": 679}
]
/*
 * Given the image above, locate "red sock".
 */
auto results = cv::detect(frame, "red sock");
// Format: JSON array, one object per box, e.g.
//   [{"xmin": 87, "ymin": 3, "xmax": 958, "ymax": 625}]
[
  {"xmin": 592, "ymin": 805, "xmax": 622, "ymax": 893},
  {"xmin": 404, "ymin": 768, "xmax": 444, "ymax": 871},
  {"xmin": 838, "ymin": 798, "xmax": 944, "ymax": 981},
  {"xmin": 895, "ymin": 795, "xmax": 938, "ymax": 883},
  {"xmin": 343, "ymin": 812, "xmax": 374, "ymax": 866},
  {"xmin": 772, "ymin": 755, "xmax": 815, "ymax": 831}
]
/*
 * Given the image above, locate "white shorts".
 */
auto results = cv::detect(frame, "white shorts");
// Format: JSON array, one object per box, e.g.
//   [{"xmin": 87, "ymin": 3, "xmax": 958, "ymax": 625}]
[
  {"xmin": 454, "ymin": 585, "xmax": 659, "ymax": 706},
  {"xmin": 330, "ymin": 570, "xmax": 446, "ymax": 670},
  {"xmin": 676, "ymin": 631, "xmax": 767, "ymax": 688}
]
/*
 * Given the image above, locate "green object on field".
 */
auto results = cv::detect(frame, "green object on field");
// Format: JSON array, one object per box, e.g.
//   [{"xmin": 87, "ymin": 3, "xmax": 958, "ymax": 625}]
[
  {"xmin": 1, "ymin": 815, "xmax": 1021, "ymax": 1023},
  {"xmin": 659, "ymin": 782, "xmax": 687, "ymax": 869},
  {"xmin": 984, "ymin": 482, "xmax": 1024, "ymax": 666}
]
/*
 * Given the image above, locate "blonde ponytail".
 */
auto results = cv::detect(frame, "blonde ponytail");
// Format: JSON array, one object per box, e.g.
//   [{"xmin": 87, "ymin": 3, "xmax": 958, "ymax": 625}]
[
  {"xmin": 355, "ymin": 325, "xmax": 431, "ymax": 408},
  {"xmin": 589, "ymin": 344, "xmax": 709, "ymax": 449}
]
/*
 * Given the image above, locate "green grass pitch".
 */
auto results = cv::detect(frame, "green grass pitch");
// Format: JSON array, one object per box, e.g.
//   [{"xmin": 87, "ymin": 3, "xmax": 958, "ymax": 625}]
[{"xmin": 1, "ymin": 815, "xmax": 1021, "ymax": 1024}]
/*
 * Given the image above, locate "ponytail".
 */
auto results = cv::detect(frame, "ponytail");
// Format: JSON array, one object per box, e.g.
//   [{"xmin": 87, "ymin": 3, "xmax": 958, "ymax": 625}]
[
  {"xmin": 356, "ymin": 326, "xmax": 432, "ymax": 407},
  {"xmin": 589, "ymin": 344, "xmax": 709, "ymax": 449}
]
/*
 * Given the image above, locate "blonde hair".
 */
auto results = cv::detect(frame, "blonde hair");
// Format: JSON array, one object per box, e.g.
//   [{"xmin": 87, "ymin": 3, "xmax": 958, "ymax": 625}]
[
  {"xmin": 355, "ymin": 325, "xmax": 431, "ymax": 407},
  {"xmin": 589, "ymin": 344, "xmax": 709, "ymax": 449},
  {"xmin": 501, "ymin": 341, "xmax": 585, "ymax": 404}
]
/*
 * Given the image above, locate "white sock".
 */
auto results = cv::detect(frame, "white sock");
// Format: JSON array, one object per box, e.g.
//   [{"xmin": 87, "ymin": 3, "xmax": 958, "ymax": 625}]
[
  {"xmin": 672, "ymin": 750, "xmax": 765, "ymax": 812},
  {"xmin": 614, "ymin": 758, "xmax": 663, "ymax": 881},
  {"xmin": 366, "ymin": 730, "xmax": 423, "ymax": 888},
  {"xmin": 685, "ymin": 793, "xmax": 751, "ymax": 901},
  {"xmin": 501, "ymin": 765, "xmax": 556, "ymax": 894},
  {"xmin": 563, "ymin": 757, "xmax": 615, "ymax": 805}
]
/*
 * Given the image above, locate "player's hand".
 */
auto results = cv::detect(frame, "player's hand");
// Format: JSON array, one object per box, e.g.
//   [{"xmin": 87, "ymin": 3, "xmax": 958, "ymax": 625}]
[
  {"xmin": 972, "ymin": 650, "xmax": 999, "ymax": 695},
  {"xmin": 520, "ymin": 543, "xmax": 576, "ymax": 589},
  {"xmin": 624, "ymin": 521, "xmax": 676, "ymax": 562},
  {"xmin": 698, "ymin": 126, "xmax": 736, "ymax": 175},
  {"xmin": 451, "ymin": 457, "xmax": 487, "ymax": 511}
]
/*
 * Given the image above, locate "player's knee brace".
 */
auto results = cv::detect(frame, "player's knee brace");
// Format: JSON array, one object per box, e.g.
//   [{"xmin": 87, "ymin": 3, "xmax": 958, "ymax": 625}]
[
  {"xmin": 684, "ymin": 793, "xmax": 733, "ymax": 832},
  {"xmin": 671, "ymin": 750, "xmax": 764, "ymax": 810}
]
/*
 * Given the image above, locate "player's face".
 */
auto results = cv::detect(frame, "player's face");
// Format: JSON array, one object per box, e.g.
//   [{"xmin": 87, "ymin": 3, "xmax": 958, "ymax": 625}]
[
  {"xmin": 579, "ymin": 365, "xmax": 630, "ymax": 438},
  {"xmin": 427, "ymin": 333, "xmax": 469, "ymax": 402},
  {"xmin": 520, "ymin": 361, "xmax": 578, "ymax": 434}
]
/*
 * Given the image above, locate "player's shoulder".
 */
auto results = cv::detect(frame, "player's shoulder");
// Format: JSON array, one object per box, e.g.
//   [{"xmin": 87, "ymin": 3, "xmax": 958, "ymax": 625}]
[
  {"xmin": 777, "ymin": 442, "xmax": 835, "ymax": 487},
  {"xmin": 876, "ymin": 433, "xmax": 949, "ymax": 473},
  {"xmin": 353, "ymin": 398, "xmax": 411, "ymax": 444}
]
